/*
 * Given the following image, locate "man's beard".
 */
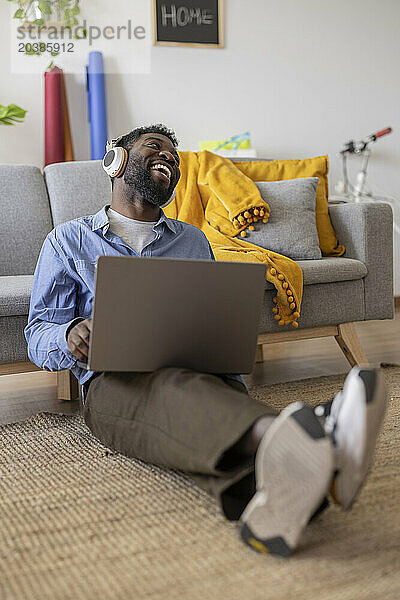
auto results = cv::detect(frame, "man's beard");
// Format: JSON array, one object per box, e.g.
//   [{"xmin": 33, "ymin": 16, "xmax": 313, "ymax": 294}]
[{"xmin": 123, "ymin": 154, "xmax": 173, "ymax": 207}]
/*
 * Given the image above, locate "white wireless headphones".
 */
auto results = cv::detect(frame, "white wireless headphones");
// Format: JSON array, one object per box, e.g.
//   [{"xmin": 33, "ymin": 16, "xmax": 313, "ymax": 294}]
[
  {"xmin": 102, "ymin": 136, "xmax": 177, "ymax": 208},
  {"xmin": 102, "ymin": 145, "xmax": 128, "ymax": 178}
]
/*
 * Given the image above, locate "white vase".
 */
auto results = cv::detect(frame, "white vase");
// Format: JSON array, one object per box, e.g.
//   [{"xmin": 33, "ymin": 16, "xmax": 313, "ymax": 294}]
[{"xmin": 24, "ymin": 1, "xmax": 62, "ymax": 23}]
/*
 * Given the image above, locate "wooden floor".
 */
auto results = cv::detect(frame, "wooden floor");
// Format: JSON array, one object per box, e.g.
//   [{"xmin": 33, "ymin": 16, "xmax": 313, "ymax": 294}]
[{"xmin": 1, "ymin": 310, "xmax": 399, "ymax": 426}]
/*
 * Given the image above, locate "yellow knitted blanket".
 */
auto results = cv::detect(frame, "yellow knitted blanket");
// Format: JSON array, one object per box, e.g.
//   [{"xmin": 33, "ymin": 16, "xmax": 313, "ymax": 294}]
[{"xmin": 164, "ymin": 150, "xmax": 303, "ymax": 328}]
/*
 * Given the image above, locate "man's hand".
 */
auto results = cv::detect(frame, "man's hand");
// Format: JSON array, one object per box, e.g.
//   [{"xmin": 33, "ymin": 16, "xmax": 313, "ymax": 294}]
[{"xmin": 67, "ymin": 318, "xmax": 92, "ymax": 362}]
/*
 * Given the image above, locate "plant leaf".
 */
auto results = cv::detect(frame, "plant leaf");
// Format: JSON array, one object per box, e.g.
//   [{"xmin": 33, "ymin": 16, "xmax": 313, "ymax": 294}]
[
  {"xmin": 38, "ymin": 1, "xmax": 52, "ymax": 15},
  {"xmin": 25, "ymin": 47, "xmax": 41, "ymax": 55},
  {"xmin": 7, "ymin": 104, "xmax": 27, "ymax": 119},
  {"xmin": 13, "ymin": 9, "xmax": 26, "ymax": 19},
  {"xmin": 0, "ymin": 104, "xmax": 27, "ymax": 126}
]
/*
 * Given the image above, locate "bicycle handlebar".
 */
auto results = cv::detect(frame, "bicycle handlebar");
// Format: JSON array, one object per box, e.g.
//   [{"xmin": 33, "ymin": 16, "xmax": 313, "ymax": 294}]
[
  {"xmin": 341, "ymin": 127, "xmax": 392, "ymax": 154},
  {"xmin": 373, "ymin": 127, "xmax": 392, "ymax": 139}
]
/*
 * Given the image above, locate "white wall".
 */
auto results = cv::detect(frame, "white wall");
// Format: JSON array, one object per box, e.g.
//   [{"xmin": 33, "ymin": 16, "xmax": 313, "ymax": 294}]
[{"xmin": 1, "ymin": 0, "xmax": 399, "ymax": 292}]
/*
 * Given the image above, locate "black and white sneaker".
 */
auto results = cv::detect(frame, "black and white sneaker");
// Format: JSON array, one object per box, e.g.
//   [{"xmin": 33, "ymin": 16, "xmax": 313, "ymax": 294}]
[
  {"xmin": 239, "ymin": 367, "xmax": 387, "ymax": 557},
  {"xmin": 239, "ymin": 402, "xmax": 334, "ymax": 557},
  {"xmin": 315, "ymin": 366, "xmax": 387, "ymax": 510}
]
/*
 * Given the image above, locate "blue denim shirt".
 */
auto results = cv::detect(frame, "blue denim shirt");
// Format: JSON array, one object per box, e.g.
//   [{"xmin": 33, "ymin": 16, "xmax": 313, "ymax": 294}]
[{"xmin": 25, "ymin": 205, "xmax": 246, "ymax": 404}]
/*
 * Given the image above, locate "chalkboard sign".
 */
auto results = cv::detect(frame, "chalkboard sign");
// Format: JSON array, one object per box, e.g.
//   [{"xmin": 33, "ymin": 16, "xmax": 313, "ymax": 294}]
[{"xmin": 153, "ymin": 0, "xmax": 224, "ymax": 48}]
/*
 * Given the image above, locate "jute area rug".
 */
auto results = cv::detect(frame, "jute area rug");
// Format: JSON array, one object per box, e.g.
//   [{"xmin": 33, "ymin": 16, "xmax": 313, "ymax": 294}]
[{"xmin": 1, "ymin": 368, "xmax": 399, "ymax": 600}]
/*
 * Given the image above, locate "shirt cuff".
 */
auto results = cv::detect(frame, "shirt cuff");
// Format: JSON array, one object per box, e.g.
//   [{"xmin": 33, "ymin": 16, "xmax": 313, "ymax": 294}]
[{"xmin": 57, "ymin": 317, "xmax": 85, "ymax": 358}]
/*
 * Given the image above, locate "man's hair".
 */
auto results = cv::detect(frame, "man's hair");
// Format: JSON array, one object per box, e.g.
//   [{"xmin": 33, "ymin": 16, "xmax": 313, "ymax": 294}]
[{"xmin": 113, "ymin": 124, "xmax": 179, "ymax": 152}]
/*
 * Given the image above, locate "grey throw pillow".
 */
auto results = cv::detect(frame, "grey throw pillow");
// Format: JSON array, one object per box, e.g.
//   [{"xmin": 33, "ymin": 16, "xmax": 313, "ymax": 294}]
[{"xmin": 245, "ymin": 178, "xmax": 322, "ymax": 260}]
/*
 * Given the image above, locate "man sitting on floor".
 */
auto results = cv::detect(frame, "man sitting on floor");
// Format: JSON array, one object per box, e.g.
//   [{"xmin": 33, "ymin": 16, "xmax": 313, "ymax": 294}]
[{"xmin": 25, "ymin": 124, "xmax": 388, "ymax": 557}]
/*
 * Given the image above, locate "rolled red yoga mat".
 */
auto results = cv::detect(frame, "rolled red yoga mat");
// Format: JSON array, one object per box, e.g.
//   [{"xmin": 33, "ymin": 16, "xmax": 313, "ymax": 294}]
[
  {"xmin": 44, "ymin": 66, "xmax": 64, "ymax": 167},
  {"xmin": 44, "ymin": 66, "xmax": 75, "ymax": 166}
]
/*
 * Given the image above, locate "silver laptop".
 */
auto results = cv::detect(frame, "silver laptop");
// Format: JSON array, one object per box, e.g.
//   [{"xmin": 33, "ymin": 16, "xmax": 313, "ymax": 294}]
[{"xmin": 82, "ymin": 255, "xmax": 266, "ymax": 374}]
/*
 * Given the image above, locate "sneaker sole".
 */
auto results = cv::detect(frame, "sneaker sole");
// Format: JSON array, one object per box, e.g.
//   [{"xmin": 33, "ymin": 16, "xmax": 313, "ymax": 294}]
[
  {"xmin": 239, "ymin": 403, "xmax": 334, "ymax": 557},
  {"xmin": 332, "ymin": 367, "xmax": 387, "ymax": 510}
]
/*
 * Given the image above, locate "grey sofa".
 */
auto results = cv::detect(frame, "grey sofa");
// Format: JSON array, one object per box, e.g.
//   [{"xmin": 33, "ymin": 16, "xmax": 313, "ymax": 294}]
[{"xmin": 0, "ymin": 161, "xmax": 394, "ymax": 400}]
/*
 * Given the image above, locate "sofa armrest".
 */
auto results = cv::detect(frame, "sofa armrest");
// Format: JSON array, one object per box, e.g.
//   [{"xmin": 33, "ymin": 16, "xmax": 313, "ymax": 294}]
[{"xmin": 328, "ymin": 202, "xmax": 394, "ymax": 321}]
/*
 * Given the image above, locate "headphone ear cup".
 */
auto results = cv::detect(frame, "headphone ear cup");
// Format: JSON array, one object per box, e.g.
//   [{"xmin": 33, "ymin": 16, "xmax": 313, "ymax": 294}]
[{"xmin": 102, "ymin": 147, "xmax": 128, "ymax": 178}]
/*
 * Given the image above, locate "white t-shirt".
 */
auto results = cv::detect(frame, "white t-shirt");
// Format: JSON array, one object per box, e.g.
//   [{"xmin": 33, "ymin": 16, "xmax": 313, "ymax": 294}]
[{"xmin": 107, "ymin": 207, "xmax": 158, "ymax": 254}]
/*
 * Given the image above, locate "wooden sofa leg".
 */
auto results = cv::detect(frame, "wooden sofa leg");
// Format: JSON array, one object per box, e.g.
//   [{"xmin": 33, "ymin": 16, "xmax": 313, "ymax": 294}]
[
  {"xmin": 255, "ymin": 344, "xmax": 264, "ymax": 363},
  {"xmin": 335, "ymin": 323, "xmax": 369, "ymax": 367},
  {"xmin": 57, "ymin": 370, "xmax": 79, "ymax": 401}
]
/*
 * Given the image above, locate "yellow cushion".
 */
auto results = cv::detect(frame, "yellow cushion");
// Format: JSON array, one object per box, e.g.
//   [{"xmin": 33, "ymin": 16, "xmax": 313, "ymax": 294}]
[{"xmin": 234, "ymin": 156, "xmax": 345, "ymax": 256}]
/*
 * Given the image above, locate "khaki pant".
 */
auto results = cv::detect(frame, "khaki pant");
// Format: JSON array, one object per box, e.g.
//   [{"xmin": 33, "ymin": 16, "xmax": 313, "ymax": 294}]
[{"xmin": 82, "ymin": 368, "xmax": 276, "ymax": 520}]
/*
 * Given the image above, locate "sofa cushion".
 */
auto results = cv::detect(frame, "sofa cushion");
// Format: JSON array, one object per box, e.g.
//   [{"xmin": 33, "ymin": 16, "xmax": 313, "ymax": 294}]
[
  {"xmin": 301, "ymin": 257, "xmax": 367, "ymax": 284},
  {"xmin": 0, "ymin": 165, "xmax": 53, "ymax": 276},
  {"xmin": 0, "ymin": 275, "xmax": 34, "ymax": 317},
  {"xmin": 0, "ymin": 259, "xmax": 366, "ymax": 318},
  {"xmin": 233, "ymin": 155, "xmax": 345, "ymax": 256},
  {"xmin": 245, "ymin": 178, "xmax": 322, "ymax": 260},
  {"xmin": 0, "ymin": 315, "xmax": 29, "ymax": 363},
  {"xmin": 264, "ymin": 258, "xmax": 367, "ymax": 290},
  {"xmin": 44, "ymin": 160, "xmax": 111, "ymax": 226},
  {"xmin": 258, "ymin": 279, "xmax": 365, "ymax": 331}
]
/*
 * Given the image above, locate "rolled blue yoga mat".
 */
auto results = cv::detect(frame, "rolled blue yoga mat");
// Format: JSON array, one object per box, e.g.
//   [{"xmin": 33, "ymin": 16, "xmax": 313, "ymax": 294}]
[{"xmin": 87, "ymin": 51, "xmax": 108, "ymax": 160}]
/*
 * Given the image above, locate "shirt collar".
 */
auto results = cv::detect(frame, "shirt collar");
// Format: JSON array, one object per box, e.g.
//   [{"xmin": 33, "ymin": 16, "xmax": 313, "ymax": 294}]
[{"xmin": 92, "ymin": 205, "xmax": 177, "ymax": 234}]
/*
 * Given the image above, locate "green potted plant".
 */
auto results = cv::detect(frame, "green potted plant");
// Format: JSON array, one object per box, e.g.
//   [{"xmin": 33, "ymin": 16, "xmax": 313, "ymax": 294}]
[
  {"xmin": 9, "ymin": 1, "xmax": 81, "ymax": 28},
  {"xmin": 7, "ymin": 1, "xmax": 84, "ymax": 55},
  {"xmin": 0, "ymin": 103, "xmax": 27, "ymax": 125}
]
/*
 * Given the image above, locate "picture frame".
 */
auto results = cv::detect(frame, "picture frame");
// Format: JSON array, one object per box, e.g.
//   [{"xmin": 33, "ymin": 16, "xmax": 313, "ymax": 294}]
[{"xmin": 152, "ymin": 0, "xmax": 224, "ymax": 49}]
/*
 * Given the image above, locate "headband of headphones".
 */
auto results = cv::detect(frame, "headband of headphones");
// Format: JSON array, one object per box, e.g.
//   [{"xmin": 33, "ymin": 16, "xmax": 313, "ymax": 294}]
[{"xmin": 102, "ymin": 134, "xmax": 177, "ymax": 208}]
